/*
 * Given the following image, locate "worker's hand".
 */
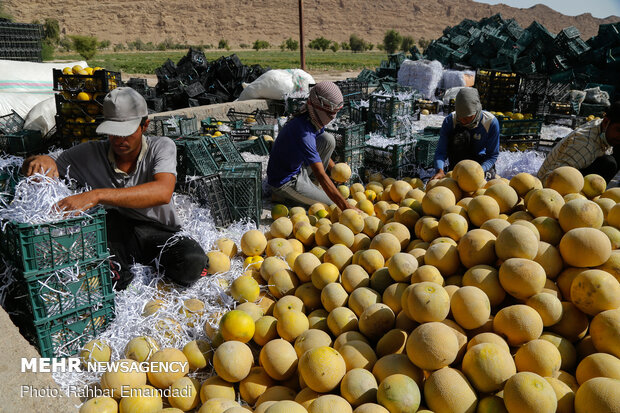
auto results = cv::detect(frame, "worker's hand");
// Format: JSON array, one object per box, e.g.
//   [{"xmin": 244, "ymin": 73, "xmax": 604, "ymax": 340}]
[
  {"xmin": 25, "ymin": 155, "xmax": 58, "ymax": 178},
  {"xmin": 54, "ymin": 191, "xmax": 100, "ymax": 216},
  {"xmin": 430, "ymin": 169, "xmax": 445, "ymax": 181},
  {"xmin": 341, "ymin": 201, "xmax": 363, "ymax": 213}
]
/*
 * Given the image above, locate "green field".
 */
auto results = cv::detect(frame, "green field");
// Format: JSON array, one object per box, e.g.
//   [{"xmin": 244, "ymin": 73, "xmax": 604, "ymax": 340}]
[{"xmin": 57, "ymin": 49, "xmax": 386, "ymax": 74}]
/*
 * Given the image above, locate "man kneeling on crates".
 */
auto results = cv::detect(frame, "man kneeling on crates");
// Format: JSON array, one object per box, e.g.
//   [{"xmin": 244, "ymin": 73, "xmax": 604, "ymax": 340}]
[
  {"xmin": 267, "ymin": 81, "xmax": 354, "ymax": 211},
  {"xmin": 537, "ymin": 101, "xmax": 620, "ymax": 184},
  {"xmin": 22, "ymin": 87, "xmax": 208, "ymax": 290},
  {"xmin": 431, "ymin": 87, "xmax": 500, "ymax": 181}
]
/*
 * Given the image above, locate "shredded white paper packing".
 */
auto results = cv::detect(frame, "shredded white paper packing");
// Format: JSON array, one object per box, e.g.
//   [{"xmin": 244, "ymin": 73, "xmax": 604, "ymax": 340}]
[{"xmin": 495, "ymin": 150, "xmax": 546, "ymax": 179}]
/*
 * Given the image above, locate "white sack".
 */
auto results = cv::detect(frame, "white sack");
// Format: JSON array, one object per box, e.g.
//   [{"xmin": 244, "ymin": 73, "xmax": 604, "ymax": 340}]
[
  {"xmin": 584, "ymin": 87, "xmax": 610, "ymax": 106},
  {"xmin": 238, "ymin": 69, "xmax": 315, "ymax": 101},
  {"xmin": 397, "ymin": 59, "xmax": 444, "ymax": 100},
  {"xmin": 23, "ymin": 97, "xmax": 56, "ymax": 136},
  {"xmin": 0, "ymin": 92, "xmax": 50, "ymax": 118},
  {"xmin": 443, "ymin": 87, "xmax": 465, "ymax": 106},
  {"xmin": 0, "ymin": 59, "xmax": 87, "ymax": 94}
]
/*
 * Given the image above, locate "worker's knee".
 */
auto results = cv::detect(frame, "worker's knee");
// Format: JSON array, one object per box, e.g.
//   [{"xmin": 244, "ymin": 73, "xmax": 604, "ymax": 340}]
[
  {"xmin": 317, "ymin": 132, "xmax": 336, "ymax": 151},
  {"xmin": 158, "ymin": 236, "xmax": 208, "ymax": 286}
]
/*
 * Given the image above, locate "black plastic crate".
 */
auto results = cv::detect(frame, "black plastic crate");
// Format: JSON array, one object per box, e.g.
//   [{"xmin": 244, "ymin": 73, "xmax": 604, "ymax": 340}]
[
  {"xmin": 53, "ymin": 69, "xmax": 121, "ymax": 94},
  {"xmin": 219, "ymin": 162, "xmax": 262, "ymax": 225},
  {"xmin": 0, "ymin": 110, "xmax": 24, "ymax": 134},
  {"xmin": 177, "ymin": 174, "xmax": 233, "ymax": 227},
  {"xmin": 55, "ymin": 116, "xmax": 101, "ymax": 144},
  {"xmin": 415, "ymin": 100, "xmax": 441, "ymax": 114},
  {"xmin": 474, "ymin": 69, "xmax": 521, "ymax": 112},
  {"xmin": 0, "ymin": 129, "xmax": 44, "ymax": 156},
  {"xmin": 341, "ymin": 101, "xmax": 369, "ymax": 125},
  {"xmin": 202, "ymin": 117, "xmax": 244, "ymax": 135},
  {"xmin": 55, "ymin": 95, "xmax": 103, "ymax": 120},
  {"xmin": 284, "ymin": 97, "xmax": 308, "ymax": 115},
  {"xmin": 580, "ymin": 103, "xmax": 608, "ymax": 118},
  {"xmin": 501, "ymin": 137, "xmax": 540, "ymax": 151},
  {"xmin": 0, "ymin": 208, "xmax": 108, "ymax": 277},
  {"xmin": 34, "ymin": 298, "xmax": 115, "ymax": 358}
]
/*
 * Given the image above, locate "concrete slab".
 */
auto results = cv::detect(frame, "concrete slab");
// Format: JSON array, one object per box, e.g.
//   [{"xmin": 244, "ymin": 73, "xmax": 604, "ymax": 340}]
[
  {"xmin": 148, "ymin": 99, "xmax": 279, "ymax": 121},
  {"xmin": 0, "ymin": 307, "xmax": 80, "ymax": 412}
]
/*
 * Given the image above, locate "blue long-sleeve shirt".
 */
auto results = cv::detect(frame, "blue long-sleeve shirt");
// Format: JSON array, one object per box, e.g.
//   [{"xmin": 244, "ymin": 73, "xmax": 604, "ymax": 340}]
[{"xmin": 433, "ymin": 111, "xmax": 500, "ymax": 172}]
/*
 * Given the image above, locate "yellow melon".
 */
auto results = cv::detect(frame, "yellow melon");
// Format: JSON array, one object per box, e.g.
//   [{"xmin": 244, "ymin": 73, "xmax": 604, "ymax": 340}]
[
  {"xmin": 454, "ymin": 159, "xmax": 485, "ymax": 192},
  {"xmin": 503, "ymin": 372, "xmax": 557, "ymax": 413},
  {"xmin": 531, "ymin": 216, "xmax": 563, "ymax": 246},
  {"xmin": 462, "ymin": 342, "xmax": 516, "ymax": 392},
  {"xmin": 422, "ymin": 186, "xmax": 456, "ymax": 217},
  {"xmin": 410, "ymin": 264, "xmax": 444, "ymax": 285},
  {"xmin": 376, "ymin": 374, "xmax": 421, "ymax": 413},
  {"xmin": 146, "ymin": 348, "xmax": 189, "ymax": 389},
  {"xmin": 590, "ymin": 309, "xmax": 620, "ymax": 358},
  {"xmin": 574, "ymin": 377, "xmax": 620, "ymax": 413},
  {"xmin": 197, "ymin": 398, "xmax": 239, "ymax": 413},
  {"xmin": 206, "ymin": 250, "xmax": 231, "ymax": 274},
  {"xmin": 299, "ymin": 346, "xmax": 347, "ymax": 392},
  {"xmin": 359, "ymin": 303, "xmax": 395, "ymax": 340},
  {"xmin": 376, "ymin": 328, "xmax": 408, "ymax": 357},
  {"xmin": 544, "ymin": 377, "xmax": 575, "ymax": 413},
  {"xmin": 499, "ymin": 258, "xmax": 546, "ymax": 300},
  {"xmin": 331, "ymin": 163, "xmax": 352, "ymax": 183},
  {"xmin": 457, "ymin": 229, "xmax": 497, "ymax": 268},
  {"xmin": 321, "ymin": 282, "xmax": 349, "ymax": 311},
  {"xmin": 485, "ymin": 183, "xmax": 519, "ymax": 214},
  {"xmin": 527, "ymin": 188, "xmax": 565, "ymax": 219},
  {"xmin": 241, "ymin": 230, "xmax": 268, "ymax": 256},
  {"xmin": 341, "ymin": 264, "xmax": 370, "ymax": 292},
  {"xmin": 550, "ymin": 302, "xmax": 590, "ymax": 342},
  {"xmin": 438, "ymin": 213, "xmax": 469, "ymax": 241},
  {"xmin": 515, "ymin": 339, "xmax": 562, "ymax": 377},
  {"xmin": 340, "ymin": 368, "xmax": 378, "ymax": 407},
  {"xmin": 576, "ymin": 353, "xmax": 620, "ymax": 384},
  {"xmin": 570, "ymin": 269, "xmax": 620, "ymax": 315},
  {"xmin": 559, "ymin": 199, "xmax": 604, "ymax": 232},
  {"xmin": 311, "ymin": 262, "xmax": 339, "ymax": 289},
  {"xmin": 559, "ymin": 228, "xmax": 612, "ymax": 267},
  {"xmin": 510, "ymin": 173, "xmax": 542, "ymax": 197},
  {"xmin": 407, "ymin": 282, "xmax": 450, "ymax": 323},
  {"xmin": 467, "ymin": 195, "xmax": 500, "ymax": 227},
  {"xmin": 526, "ymin": 293, "xmax": 563, "ymax": 327},
  {"xmin": 200, "ymin": 376, "xmax": 235, "ymax": 402},
  {"xmin": 450, "ymin": 286, "xmax": 491, "ymax": 329},
  {"xmin": 307, "ymin": 395, "xmax": 352, "ymax": 413},
  {"xmin": 424, "ymin": 242, "xmax": 460, "ymax": 276},
  {"xmin": 423, "ymin": 368, "xmax": 478, "ymax": 413},
  {"xmin": 118, "ymin": 384, "xmax": 162, "ymax": 413},
  {"xmin": 494, "ymin": 304, "xmax": 543, "ymax": 346},
  {"xmin": 259, "ymin": 338, "xmax": 298, "ymax": 381},
  {"xmin": 327, "ymin": 307, "xmax": 359, "ymax": 336},
  {"xmin": 168, "ymin": 377, "xmax": 200, "ymax": 411},
  {"xmin": 79, "ymin": 397, "xmax": 118, "ymax": 413},
  {"xmin": 545, "ymin": 166, "xmax": 584, "ymax": 195},
  {"xmin": 369, "ymin": 233, "xmax": 401, "ymax": 260},
  {"xmin": 212, "ymin": 341, "xmax": 253, "ymax": 383},
  {"xmin": 406, "ymin": 322, "xmax": 459, "ymax": 370},
  {"xmin": 339, "ymin": 340, "xmax": 378, "ymax": 371},
  {"xmin": 294, "ymin": 328, "xmax": 332, "ymax": 358},
  {"xmin": 495, "ymin": 224, "xmax": 539, "ymax": 261},
  {"xmin": 348, "ymin": 287, "xmax": 382, "ymax": 317}
]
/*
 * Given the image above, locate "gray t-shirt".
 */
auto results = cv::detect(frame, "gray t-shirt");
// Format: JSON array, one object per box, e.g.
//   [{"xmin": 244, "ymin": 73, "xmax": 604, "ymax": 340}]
[{"xmin": 51, "ymin": 135, "xmax": 181, "ymax": 228}]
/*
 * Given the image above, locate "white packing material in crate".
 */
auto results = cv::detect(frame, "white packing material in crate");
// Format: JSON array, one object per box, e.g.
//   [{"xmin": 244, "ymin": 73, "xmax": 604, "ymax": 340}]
[{"xmin": 495, "ymin": 150, "xmax": 546, "ymax": 179}]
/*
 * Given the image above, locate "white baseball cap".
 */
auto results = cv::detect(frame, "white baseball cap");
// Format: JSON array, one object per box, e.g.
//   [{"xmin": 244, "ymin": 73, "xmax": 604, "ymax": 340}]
[{"xmin": 96, "ymin": 87, "xmax": 148, "ymax": 137}]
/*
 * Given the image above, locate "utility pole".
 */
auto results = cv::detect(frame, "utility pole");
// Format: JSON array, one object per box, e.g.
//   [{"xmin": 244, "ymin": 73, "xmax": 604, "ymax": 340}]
[{"xmin": 299, "ymin": 0, "xmax": 306, "ymax": 70}]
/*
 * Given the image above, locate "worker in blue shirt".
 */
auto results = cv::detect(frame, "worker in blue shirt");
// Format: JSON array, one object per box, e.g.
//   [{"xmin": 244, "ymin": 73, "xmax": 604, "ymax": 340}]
[
  {"xmin": 267, "ymin": 82, "xmax": 353, "ymax": 211},
  {"xmin": 431, "ymin": 87, "xmax": 500, "ymax": 181}
]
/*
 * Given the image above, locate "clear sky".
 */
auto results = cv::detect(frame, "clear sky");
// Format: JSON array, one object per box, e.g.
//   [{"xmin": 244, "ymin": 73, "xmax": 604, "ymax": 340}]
[{"xmin": 473, "ymin": 0, "xmax": 620, "ymax": 19}]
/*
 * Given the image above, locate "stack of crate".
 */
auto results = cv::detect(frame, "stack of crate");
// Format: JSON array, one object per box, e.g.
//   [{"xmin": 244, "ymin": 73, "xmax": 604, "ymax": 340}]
[
  {"xmin": 0, "ymin": 21, "xmax": 43, "ymax": 62},
  {"xmin": 0, "ymin": 209, "xmax": 114, "ymax": 357},
  {"xmin": 53, "ymin": 68, "xmax": 121, "ymax": 147}
]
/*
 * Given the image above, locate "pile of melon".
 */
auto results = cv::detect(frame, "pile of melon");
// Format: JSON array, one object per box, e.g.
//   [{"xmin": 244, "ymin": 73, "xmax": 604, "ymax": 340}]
[{"xmin": 80, "ymin": 160, "xmax": 620, "ymax": 413}]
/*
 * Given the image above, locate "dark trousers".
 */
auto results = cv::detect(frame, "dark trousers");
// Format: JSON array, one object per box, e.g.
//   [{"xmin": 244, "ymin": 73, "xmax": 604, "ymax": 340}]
[
  {"xmin": 106, "ymin": 209, "xmax": 208, "ymax": 289},
  {"xmin": 579, "ymin": 154, "xmax": 620, "ymax": 184}
]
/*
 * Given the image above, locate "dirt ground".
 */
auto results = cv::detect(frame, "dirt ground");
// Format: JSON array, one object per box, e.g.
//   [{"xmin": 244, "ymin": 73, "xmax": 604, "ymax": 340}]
[{"xmin": 124, "ymin": 69, "xmax": 358, "ymax": 87}]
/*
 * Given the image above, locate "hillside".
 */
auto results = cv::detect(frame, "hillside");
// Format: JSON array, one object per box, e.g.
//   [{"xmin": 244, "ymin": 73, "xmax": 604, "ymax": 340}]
[{"xmin": 4, "ymin": 0, "xmax": 619, "ymax": 47}]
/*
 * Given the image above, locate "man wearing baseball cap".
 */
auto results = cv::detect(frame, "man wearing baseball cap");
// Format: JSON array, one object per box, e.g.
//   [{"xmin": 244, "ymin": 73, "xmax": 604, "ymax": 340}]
[{"xmin": 23, "ymin": 87, "xmax": 208, "ymax": 289}]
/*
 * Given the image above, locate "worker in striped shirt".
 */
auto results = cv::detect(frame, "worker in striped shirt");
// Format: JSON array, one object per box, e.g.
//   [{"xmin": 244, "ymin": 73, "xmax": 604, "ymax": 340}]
[{"xmin": 538, "ymin": 101, "xmax": 620, "ymax": 183}]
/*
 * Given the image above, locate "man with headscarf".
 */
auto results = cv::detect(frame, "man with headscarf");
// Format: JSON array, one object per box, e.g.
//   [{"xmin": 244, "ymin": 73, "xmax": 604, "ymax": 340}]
[
  {"xmin": 431, "ymin": 87, "xmax": 500, "ymax": 181},
  {"xmin": 267, "ymin": 81, "xmax": 354, "ymax": 210}
]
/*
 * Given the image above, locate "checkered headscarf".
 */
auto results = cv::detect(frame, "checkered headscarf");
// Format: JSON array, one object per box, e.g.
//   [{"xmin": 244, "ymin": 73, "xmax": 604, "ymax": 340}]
[{"xmin": 306, "ymin": 82, "xmax": 344, "ymax": 128}]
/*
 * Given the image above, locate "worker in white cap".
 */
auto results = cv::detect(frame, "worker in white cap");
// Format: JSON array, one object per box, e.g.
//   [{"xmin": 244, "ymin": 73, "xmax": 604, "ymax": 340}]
[
  {"xmin": 432, "ymin": 87, "xmax": 500, "ymax": 180},
  {"xmin": 23, "ymin": 87, "xmax": 208, "ymax": 289}
]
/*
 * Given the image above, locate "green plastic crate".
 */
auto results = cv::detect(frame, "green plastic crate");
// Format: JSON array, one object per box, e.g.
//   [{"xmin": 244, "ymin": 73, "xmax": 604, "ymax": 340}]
[
  {"xmin": 365, "ymin": 139, "xmax": 418, "ymax": 179},
  {"xmin": 204, "ymin": 134, "xmax": 244, "ymax": 165},
  {"xmin": 338, "ymin": 147, "xmax": 365, "ymax": 185},
  {"xmin": 497, "ymin": 116, "xmax": 544, "ymax": 137},
  {"xmin": 201, "ymin": 117, "xmax": 244, "ymax": 134},
  {"xmin": 580, "ymin": 103, "xmax": 609, "ymax": 118},
  {"xmin": 35, "ymin": 298, "xmax": 115, "ymax": 358},
  {"xmin": 415, "ymin": 133, "xmax": 441, "ymax": 169},
  {"xmin": 234, "ymin": 136, "xmax": 270, "ymax": 156},
  {"xmin": 175, "ymin": 137, "xmax": 219, "ymax": 178},
  {"xmin": 284, "ymin": 97, "xmax": 308, "ymax": 115},
  {"xmin": 219, "ymin": 162, "xmax": 262, "ymax": 225},
  {"xmin": 326, "ymin": 123, "xmax": 367, "ymax": 160},
  {"xmin": 0, "ymin": 164, "xmax": 19, "ymax": 203},
  {"xmin": 0, "ymin": 208, "xmax": 108, "ymax": 277},
  {"xmin": 24, "ymin": 257, "xmax": 113, "ymax": 322}
]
